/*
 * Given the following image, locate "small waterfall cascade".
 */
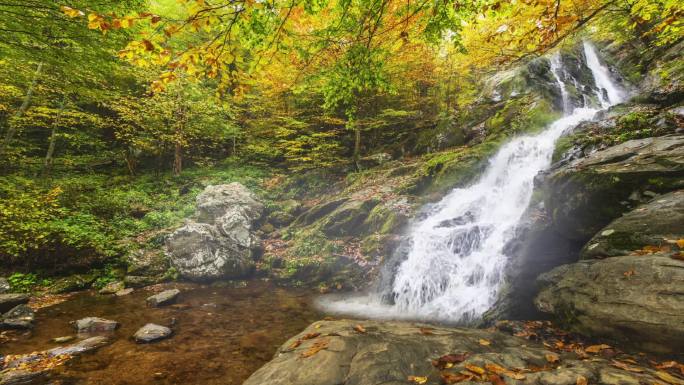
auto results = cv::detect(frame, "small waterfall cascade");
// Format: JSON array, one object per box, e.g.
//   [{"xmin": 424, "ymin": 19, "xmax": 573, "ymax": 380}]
[
  {"xmin": 583, "ymin": 41, "xmax": 625, "ymax": 107},
  {"xmin": 318, "ymin": 43, "xmax": 625, "ymax": 323}
]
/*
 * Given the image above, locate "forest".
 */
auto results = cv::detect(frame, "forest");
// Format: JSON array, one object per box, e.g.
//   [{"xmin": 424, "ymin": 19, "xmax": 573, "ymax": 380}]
[{"xmin": 0, "ymin": 0, "xmax": 683, "ymax": 384}]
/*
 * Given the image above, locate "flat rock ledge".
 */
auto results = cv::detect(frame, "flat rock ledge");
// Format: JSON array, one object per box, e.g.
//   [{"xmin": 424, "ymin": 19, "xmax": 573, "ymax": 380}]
[{"xmin": 244, "ymin": 319, "xmax": 684, "ymax": 385}]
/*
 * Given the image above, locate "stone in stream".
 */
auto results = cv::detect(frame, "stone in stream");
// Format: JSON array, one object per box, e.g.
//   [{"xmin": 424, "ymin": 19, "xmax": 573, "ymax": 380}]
[
  {"xmin": 0, "ymin": 293, "xmax": 29, "ymax": 313},
  {"xmin": 115, "ymin": 288, "xmax": 134, "ymax": 296},
  {"xmin": 133, "ymin": 323, "xmax": 172, "ymax": 343},
  {"xmin": 98, "ymin": 281, "xmax": 125, "ymax": 294},
  {"xmin": 47, "ymin": 336, "xmax": 109, "ymax": 356},
  {"xmin": 1, "ymin": 304, "xmax": 34, "ymax": 329},
  {"xmin": 52, "ymin": 335, "xmax": 76, "ymax": 344},
  {"xmin": 0, "ymin": 277, "xmax": 9, "ymax": 294},
  {"xmin": 146, "ymin": 289, "xmax": 180, "ymax": 307},
  {"xmin": 73, "ymin": 317, "xmax": 119, "ymax": 333}
]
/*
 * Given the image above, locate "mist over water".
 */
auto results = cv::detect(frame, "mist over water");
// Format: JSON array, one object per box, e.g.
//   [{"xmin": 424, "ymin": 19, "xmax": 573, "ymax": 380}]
[{"xmin": 318, "ymin": 42, "xmax": 624, "ymax": 323}]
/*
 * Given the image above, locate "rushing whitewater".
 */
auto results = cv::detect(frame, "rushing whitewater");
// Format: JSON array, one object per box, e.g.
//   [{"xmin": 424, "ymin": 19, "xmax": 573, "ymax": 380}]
[{"xmin": 319, "ymin": 42, "xmax": 625, "ymax": 323}]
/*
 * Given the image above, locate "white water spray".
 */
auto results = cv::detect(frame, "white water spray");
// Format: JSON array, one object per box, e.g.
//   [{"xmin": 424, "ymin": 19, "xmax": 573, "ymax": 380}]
[
  {"xmin": 319, "ymin": 43, "xmax": 624, "ymax": 323},
  {"xmin": 583, "ymin": 41, "xmax": 625, "ymax": 107}
]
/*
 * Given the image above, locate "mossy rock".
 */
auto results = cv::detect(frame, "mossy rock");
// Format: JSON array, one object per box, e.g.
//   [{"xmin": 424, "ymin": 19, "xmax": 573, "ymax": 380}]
[
  {"xmin": 292, "ymin": 198, "xmax": 348, "ymax": 227},
  {"xmin": 47, "ymin": 274, "xmax": 97, "ymax": 294},
  {"xmin": 320, "ymin": 198, "xmax": 381, "ymax": 237}
]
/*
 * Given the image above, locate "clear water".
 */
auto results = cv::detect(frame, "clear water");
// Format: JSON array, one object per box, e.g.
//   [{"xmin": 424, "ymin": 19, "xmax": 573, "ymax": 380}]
[{"xmin": 319, "ymin": 43, "xmax": 624, "ymax": 323}]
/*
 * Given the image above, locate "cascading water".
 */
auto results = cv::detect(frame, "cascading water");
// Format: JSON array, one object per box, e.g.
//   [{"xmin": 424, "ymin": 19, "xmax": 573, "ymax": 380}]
[{"xmin": 319, "ymin": 42, "xmax": 625, "ymax": 323}]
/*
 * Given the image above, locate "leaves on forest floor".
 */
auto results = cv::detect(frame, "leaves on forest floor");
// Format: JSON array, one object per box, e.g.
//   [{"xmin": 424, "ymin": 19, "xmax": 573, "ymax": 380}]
[
  {"xmin": 407, "ymin": 375, "xmax": 428, "ymax": 384},
  {"xmin": 353, "ymin": 324, "xmax": 366, "ymax": 333}
]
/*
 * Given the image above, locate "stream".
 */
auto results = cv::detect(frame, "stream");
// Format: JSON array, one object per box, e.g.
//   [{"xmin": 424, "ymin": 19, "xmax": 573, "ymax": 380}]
[{"xmin": 0, "ymin": 281, "xmax": 320, "ymax": 385}]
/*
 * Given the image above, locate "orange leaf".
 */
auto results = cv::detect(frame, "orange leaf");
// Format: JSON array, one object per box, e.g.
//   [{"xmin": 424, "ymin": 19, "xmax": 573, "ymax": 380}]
[
  {"xmin": 576, "ymin": 375, "xmax": 588, "ymax": 385},
  {"xmin": 465, "ymin": 364, "xmax": 485, "ymax": 375},
  {"xmin": 353, "ymin": 324, "xmax": 366, "ymax": 333},
  {"xmin": 545, "ymin": 353, "xmax": 560, "ymax": 364},
  {"xmin": 585, "ymin": 344, "xmax": 611, "ymax": 353},
  {"xmin": 488, "ymin": 373, "xmax": 506, "ymax": 385}
]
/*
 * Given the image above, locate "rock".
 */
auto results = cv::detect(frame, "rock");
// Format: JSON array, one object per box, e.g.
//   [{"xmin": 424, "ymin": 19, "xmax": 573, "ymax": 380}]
[
  {"xmin": 292, "ymin": 198, "xmax": 348, "ymax": 227},
  {"xmin": 166, "ymin": 183, "xmax": 264, "ymax": 281},
  {"xmin": 545, "ymin": 135, "xmax": 684, "ymax": 241},
  {"xmin": 52, "ymin": 336, "xmax": 75, "ymax": 343},
  {"xmin": 0, "ymin": 293, "xmax": 29, "ymax": 313},
  {"xmin": 0, "ymin": 369, "xmax": 47, "ymax": 385},
  {"xmin": 123, "ymin": 275, "xmax": 156, "ymax": 288},
  {"xmin": 320, "ymin": 198, "xmax": 381, "ymax": 237},
  {"xmin": 580, "ymin": 189, "xmax": 684, "ymax": 259},
  {"xmin": 73, "ymin": 317, "xmax": 119, "ymax": 333},
  {"xmin": 266, "ymin": 211, "xmax": 294, "ymax": 227},
  {"xmin": 98, "ymin": 281, "xmax": 125, "ymax": 295},
  {"xmin": 1, "ymin": 304, "xmax": 34, "ymax": 329},
  {"xmin": 133, "ymin": 323, "xmax": 172, "ymax": 343},
  {"xmin": 125, "ymin": 249, "xmax": 169, "ymax": 276},
  {"xmin": 146, "ymin": 289, "xmax": 180, "ymax": 307},
  {"xmin": 47, "ymin": 336, "xmax": 109, "ymax": 356},
  {"xmin": 47, "ymin": 275, "xmax": 95, "ymax": 294},
  {"xmin": 535, "ymin": 254, "xmax": 684, "ymax": 354},
  {"xmin": 115, "ymin": 288, "xmax": 134, "ymax": 296},
  {"xmin": 0, "ymin": 277, "xmax": 9, "ymax": 294},
  {"xmin": 195, "ymin": 183, "xmax": 264, "ymax": 224},
  {"xmin": 358, "ymin": 152, "xmax": 392, "ymax": 169},
  {"xmin": 244, "ymin": 319, "xmax": 671, "ymax": 385}
]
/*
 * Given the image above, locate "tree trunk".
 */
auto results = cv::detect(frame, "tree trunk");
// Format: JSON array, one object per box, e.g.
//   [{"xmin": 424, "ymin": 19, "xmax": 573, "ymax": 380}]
[
  {"xmin": 173, "ymin": 140, "xmax": 182, "ymax": 176},
  {"xmin": 1, "ymin": 62, "xmax": 44, "ymax": 156},
  {"xmin": 42, "ymin": 95, "xmax": 67, "ymax": 176},
  {"xmin": 353, "ymin": 123, "xmax": 361, "ymax": 171}
]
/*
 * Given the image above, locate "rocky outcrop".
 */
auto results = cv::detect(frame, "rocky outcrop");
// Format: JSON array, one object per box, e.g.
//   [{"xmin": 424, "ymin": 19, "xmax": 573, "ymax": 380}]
[
  {"xmin": 544, "ymin": 135, "xmax": 684, "ymax": 241},
  {"xmin": 244, "ymin": 319, "xmax": 682, "ymax": 385},
  {"xmin": 166, "ymin": 183, "xmax": 264, "ymax": 281},
  {"xmin": 580, "ymin": 189, "xmax": 684, "ymax": 259},
  {"xmin": 535, "ymin": 254, "xmax": 684, "ymax": 354}
]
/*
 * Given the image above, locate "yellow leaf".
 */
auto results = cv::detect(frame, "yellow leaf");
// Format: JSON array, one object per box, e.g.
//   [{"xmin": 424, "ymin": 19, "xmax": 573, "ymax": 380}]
[
  {"xmin": 61, "ymin": 6, "xmax": 84, "ymax": 18},
  {"xmin": 545, "ymin": 353, "xmax": 560, "ymax": 364},
  {"xmin": 479, "ymin": 338, "xmax": 491, "ymax": 346},
  {"xmin": 676, "ymin": 239, "xmax": 684, "ymax": 248},
  {"xmin": 465, "ymin": 364, "xmax": 485, "ymax": 375},
  {"xmin": 655, "ymin": 370, "xmax": 684, "ymax": 385},
  {"xmin": 585, "ymin": 344, "xmax": 611, "ymax": 353}
]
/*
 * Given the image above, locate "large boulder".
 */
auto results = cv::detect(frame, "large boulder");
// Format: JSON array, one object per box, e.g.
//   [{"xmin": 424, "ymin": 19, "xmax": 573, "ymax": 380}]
[
  {"xmin": 544, "ymin": 135, "xmax": 684, "ymax": 241},
  {"xmin": 0, "ymin": 293, "xmax": 29, "ymax": 313},
  {"xmin": 244, "ymin": 319, "xmax": 680, "ymax": 385},
  {"xmin": 1, "ymin": 304, "xmax": 34, "ymax": 329},
  {"xmin": 580, "ymin": 189, "xmax": 684, "ymax": 259},
  {"xmin": 535, "ymin": 254, "xmax": 684, "ymax": 354},
  {"xmin": 166, "ymin": 183, "xmax": 264, "ymax": 281}
]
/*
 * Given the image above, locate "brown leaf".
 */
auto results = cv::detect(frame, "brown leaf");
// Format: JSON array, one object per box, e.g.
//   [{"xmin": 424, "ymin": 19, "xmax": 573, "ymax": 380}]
[
  {"xmin": 288, "ymin": 340, "xmax": 302, "ymax": 349},
  {"xmin": 655, "ymin": 370, "xmax": 684, "ymax": 385},
  {"xmin": 353, "ymin": 324, "xmax": 366, "ymax": 333},
  {"xmin": 419, "ymin": 327, "xmax": 434, "ymax": 335},
  {"xmin": 300, "ymin": 339, "xmax": 329, "ymax": 358},
  {"xmin": 407, "ymin": 376, "xmax": 427, "ymax": 384},
  {"xmin": 610, "ymin": 360, "xmax": 644, "ymax": 373},
  {"xmin": 465, "ymin": 364, "xmax": 485, "ymax": 375},
  {"xmin": 485, "ymin": 363, "xmax": 526, "ymax": 380},
  {"xmin": 576, "ymin": 375, "xmax": 588, "ymax": 385},
  {"xmin": 302, "ymin": 333, "xmax": 321, "ymax": 340},
  {"xmin": 585, "ymin": 344, "xmax": 611, "ymax": 353},
  {"xmin": 545, "ymin": 353, "xmax": 560, "ymax": 364},
  {"xmin": 488, "ymin": 373, "xmax": 506, "ymax": 385},
  {"xmin": 441, "ymin": 372, "xmax": 471, "ymax": 384}
]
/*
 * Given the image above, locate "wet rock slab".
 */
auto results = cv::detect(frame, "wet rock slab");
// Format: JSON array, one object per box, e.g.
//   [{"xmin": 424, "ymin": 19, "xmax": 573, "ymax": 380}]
[
  {"xmin": 146, "ymin": 289, "xmax": 180, "ymax": 307},
  {"xmin": 73, "ymin": 317, "xmax": 119, "ymax": 333},
  {"xmin": 0, "ymin": 294, "xmax": 29, "ymax": 313},
  {"xmin": 244, "ymin": 319, "xmax": 684, "ymax": 385},
  {"xmin": 1, "ymin": 304, "xmax": 34, "ymax": 329},
  {"xmin": 133, "ymin": 323, "xmax": 172, "ymax": 343}
]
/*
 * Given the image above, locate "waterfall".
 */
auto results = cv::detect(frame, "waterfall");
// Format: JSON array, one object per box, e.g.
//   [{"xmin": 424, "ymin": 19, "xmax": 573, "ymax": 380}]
[
  {"xmin": 583, "ymin": 41, "xmax": 625, "ymax": 107},
  {"xmin": 318, "ymin": 43, "xmax": 624, "ymax": 323}
]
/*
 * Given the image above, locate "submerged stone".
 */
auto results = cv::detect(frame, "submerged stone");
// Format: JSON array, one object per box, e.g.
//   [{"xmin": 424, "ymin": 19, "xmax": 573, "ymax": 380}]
[
  {"xmin": 134, "ymin": 323, "xmax": 172, "ymax": 343},
  {"xmin": 73, "ymin": 317, "xmax": 119, "ymax": 333},
  {"xmin": 1, "ymin": 304, "xmax": 34, "ymax": 329},
  {"xmin": 146, "ymin": 289, "xmax": 180, "ymax": 307}
]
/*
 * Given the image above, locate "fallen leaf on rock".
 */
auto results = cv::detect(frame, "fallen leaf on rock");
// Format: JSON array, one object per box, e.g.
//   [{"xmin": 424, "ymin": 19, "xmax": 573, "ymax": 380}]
[
  {"xmin": 419, "ymin": 327, "xmax": 435, "ymax": 335},
  {"xmin": 407, "ymin": 375, "xmax": 428, "ymax": 384},
  {"xmin": 676, "ymin": 239, "xmax": 684, "ymax": 249},
  {"xmin": 299, "ymin": 339, "xmax": 329, "ymax": 358},
  {"xmin": 302, "ymin": 333, "xmax": 321, "ymax": 340},
  {"xmin": 586, "ymin": 344, "xmax": 611, "ymax": 353},
  {"xmin": 353, "ymin": 324, "xmax": 366, "ymax": 333},
  {"xmin": 488, "ymin": 373, "xmax": 506, "ymax": 385},
  {"xmin": 545, "ymin": 353, "xmax": 560, "ymax": 364},
  {"xmin": 441, "ymin": 372, "xmax": 471, "ymax": 384},
  {"xmin": 576, "ymin": 375, "xmax": 588, "ymax": 385},
  {"xmin": 485, "ymin": 363, "xmax": 526, "ymax": 380},
  {"xmin": 479, "ymin": 338, "xmax": 491, "ymax": 346},
  {"xmin": 288, "ymin": 340, "xmax": 302, "ymax": 349},
  {"xmin": 672, "ymin": 252, "xmax": 684, "ymax": 261},
  {"xmin": 433, "ymin": 353, "xmax": 468, "ymax": 369},
  {"xmin": 465, "ymin": 364, "xmax": 485, "ymax": 375},
  {"xmin": 611, "ymin": 360, "xmax": 644, "ymax": 373},
  {"xmin": 623, "ymin": 269, "xmax": 636, "ymax": 278},
  {"xmin": 656, "ymin": 370, "xmax": 684, "ymax": 385}
]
